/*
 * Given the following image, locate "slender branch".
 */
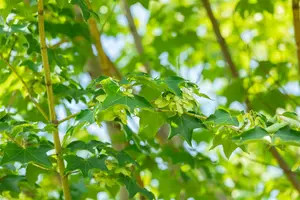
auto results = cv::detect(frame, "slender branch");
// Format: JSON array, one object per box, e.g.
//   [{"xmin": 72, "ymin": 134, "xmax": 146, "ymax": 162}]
[
  {"xmin": 31, "ymin": 162, "xmax": 52, "ymax": 171},
  {"xmin": 269, "ymin": 147, "xmax": 300, "ymax": 192},
  {"xmin": 201, "ymin": 0, "xmax": 300, "ymax": 192},
  {"xmin": 85, "ymin": 0, "xmax": 122, "ymax": 79},
  {"xmin": 58, "ymin": 112, "xmax": 79, "ymax": 124},
  {"xmin": 241, "ymin": 154, "xmax": 279, "ymax": 168},
  {"xmin": 121, "ymin": 0, "xmax": 150, "ymax": 73},
  {"xmin": 1, "ymin": 57, "xmax": 49, "ymax": 121},
  {"xmin": 37, "ymin": 1, "xmax": 71, "ymax": 199},
  {"xmin": 49, "ymin": 39, "xmax": 68, "ymax": 49},
  {"xmin": 201, "ymin": 0, "xmax": 238, "ymax": 78},
  {"xmin": 7, "ymin": 35, "xmax": 18, "ymax": 60},
  {"xmin": 292, "ymin": 0, "xmax": 300, "ymax": 76},
  {"xmin": 99, "ymin": 2, "xmax": 117, "ymax": 33}
]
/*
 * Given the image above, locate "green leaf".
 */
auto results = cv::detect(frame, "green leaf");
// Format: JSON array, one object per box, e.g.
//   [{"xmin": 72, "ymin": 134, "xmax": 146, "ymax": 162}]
[
  {"xmin": 25, "ymin": 34, "xmax": 40, "ymax": 55},
  {"xmin": 129, "ymin": 74, "xmax": 163, "ymax": 101},
  {"xmin": 0, "ymin": 122, "xmax": 9, "ymax": 131},
  {"xmin": 209, "ymin": 126, "xmax": 246, "ymax": 159},
  {"xmin": 20, "ymin": 60, "xmax": 40, "ymax": 72},
  {"xmin": 106, "ymin": 184, "xmax": 120, "ymax": 197},
  {"xmin": 251, "ymin": 89, "xmax": 286, "ymax": 115},
  {"xmin": 26, "ymin": 163, "xmax": 47, "ymax": 185},
  {"xmin": 232, "ymin": 127, "xmax": 269, "ymax": 145},
  {"xmin": 235, "ymin": 0, "xmax": 274, "ymax": 18},
  {"xmin": 168, "ymin": 114, "xmax": 205, "ymax": 145},
  {"xmin": 128, "ymin": 0, "xmax": 150, "ymax": 9},
  {"xmin": 66, "ymin": 140, "xmax": 107, "ymax": 153},
  {"xmin": 56, "ymin": 0, "xmax": 68, "ymax": 8},
  {"xmin": 210, "ymin": 133, "xmax": 239, "ymax": 159},
  {"xmin": 0, "ymin": 24, "xmax": 29, "ymax": 34},
  {"xmin": 102, "ymin": 93, "xmax": 152, "ymax": 112},
  {"xmin": 120, "ymin": 176, "xmax": 155, "ymax": 200},
  {"xmin": 164, "ymin": 76, "xmax": 185, "ymax": 96},
  {"xmin": 0, "ymin": 175, "xmax": 25, "ymax": 193},
  {"xmin": 75, "ymin": 109, "xmax": 95, "ymax": 124},
  {"xmin": 112, "ymin": 151, "xmax": 138, "ymax": 167},
  {"xmin": 222, "ymin": 79, "xmax": 245, "ymax": 105},
  {"xmin": 139, "ymin": 110, "xmax": 167, "ymax": 139},
  {"xmin": 65, "ymin": 155, "xmax": 107, "ymax": 177},
  {"xmin": 1, "ymin": 142, "xmax": 52, "ymax": 167},
  {"xmin": 206, "ymin": 109, "xmax": 239, "ymax": 126},
  {"xmin": 281, "ymin": 112, "xmax": 299, "ymax": 121},
  {"xmin": 273, "ymin": 126, "xmax": 300, "ymax": 146}
]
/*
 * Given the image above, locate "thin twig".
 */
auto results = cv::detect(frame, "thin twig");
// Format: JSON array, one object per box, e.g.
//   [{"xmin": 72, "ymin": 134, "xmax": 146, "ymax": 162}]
[
  {"xmin": 99, "ymin": 2, "xmax": 117, "ymax": 33},
  {"xmin": 201, "ymin": 0, "xmax": 238, "ymax": 78},
  {"xmin": 121, "ymin": 0, "xmax": 150, "ymax": 73},
  {"xmin": 1, "ymin": 56, "xmax": 49, "ymax": 121},
  {"xmin": 58, "ymin": 112, "xmax": 79, "ymax": 124},
  {"xmin": 49, "ymin": 39, "xmax": 68, "ymax": 49}
]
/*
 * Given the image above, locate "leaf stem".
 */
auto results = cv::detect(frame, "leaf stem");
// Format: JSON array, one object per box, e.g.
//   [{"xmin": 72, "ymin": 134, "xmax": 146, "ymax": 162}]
[
  {"xmin": 31, "ymin": 162, "xmax": 51, "ymax": 171},
  {"xmin": 37, "ymin": 1, "xmax": 71, "ymax": 199},
  {"xmin": 1, "ymin": 56, "xmax": 49, "ymax": 121},
  {"xmin": 157, "ymin": 109, "xmax": 207, "ymax": 120},
  {"xmin": 58, "ymin": 112, "xmax": 80, "ymax": 125}
]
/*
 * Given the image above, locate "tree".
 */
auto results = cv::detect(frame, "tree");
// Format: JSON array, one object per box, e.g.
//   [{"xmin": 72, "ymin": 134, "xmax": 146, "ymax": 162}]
[{"xmin": 1, "ymin": 0, "xmax": 300, "ymax": 199}]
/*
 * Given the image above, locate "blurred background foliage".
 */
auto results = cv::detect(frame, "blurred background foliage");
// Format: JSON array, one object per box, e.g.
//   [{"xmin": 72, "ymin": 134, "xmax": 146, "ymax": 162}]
[{"xmin": 1, "ymin": 0, "xmax": 300, "ymax": 199}]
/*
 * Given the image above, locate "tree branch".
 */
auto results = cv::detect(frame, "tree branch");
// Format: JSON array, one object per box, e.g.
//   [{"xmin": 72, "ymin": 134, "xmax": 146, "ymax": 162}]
[
  {"xmin": 292, "ymin": 0, "xmax": 300, "ymax": 76},
  {"xmin": 121, "ymin": 0, "xmax": 150, "ymax": 73},
  {"xmin": 269, "ymin": 147, "xmax": 300, "ymax": 192},
  {"xmin": 85, "ymin": 0, "xmax": 122, "ymax": 79},
  {"xmin": 58, "ymin": 112, "xmax": 79, "ymax": 124},
  {"xmin": 37, "ymin": 1, "xmax": 71, "ymax": 199},
  {"xmin": 1, "ymin": 56, "xmax": 49, "ymax": 121},
  {"xmin": 201, "ymin": 0, "xmax": 300, "ymax": 192},
  {"xmin": 201, "ymin": 0, "xmax": 238, "ymax": 78}
]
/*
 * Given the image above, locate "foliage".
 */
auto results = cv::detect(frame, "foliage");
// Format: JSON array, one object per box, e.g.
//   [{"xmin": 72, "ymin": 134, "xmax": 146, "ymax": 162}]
[{"xmin": 1, "ymin": 0, "xmax": 300, "ymax": 199}]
